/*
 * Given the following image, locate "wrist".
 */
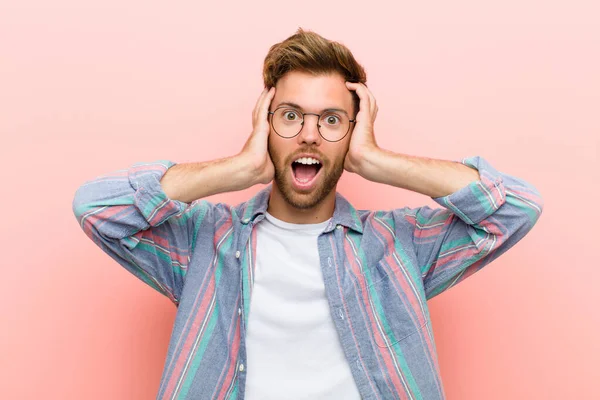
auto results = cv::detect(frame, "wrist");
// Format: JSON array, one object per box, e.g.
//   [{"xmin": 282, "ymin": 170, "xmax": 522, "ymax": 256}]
[
  {"xmin": 234, "ymin": 152, "xmax": 270, "ymax": 188},
  {"xmin": 350, "ymin": 146, "xmax": 384, "ymax": 180}
]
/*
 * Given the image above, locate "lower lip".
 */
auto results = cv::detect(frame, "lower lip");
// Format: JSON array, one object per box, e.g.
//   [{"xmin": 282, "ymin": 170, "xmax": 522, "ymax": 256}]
[{"xmin": 290, "ymin": 164, "xmax": 323, "ymax": 192}]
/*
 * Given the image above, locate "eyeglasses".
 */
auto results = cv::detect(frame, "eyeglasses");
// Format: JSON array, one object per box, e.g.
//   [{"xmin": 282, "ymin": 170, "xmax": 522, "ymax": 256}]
[{"xmin": 268, "ymin": 106, "xmax": 356, "ymax": 142}]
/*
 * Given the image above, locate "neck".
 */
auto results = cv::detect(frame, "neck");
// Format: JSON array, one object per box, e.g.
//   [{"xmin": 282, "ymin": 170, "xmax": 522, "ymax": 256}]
[{"xmin": 266, "ymin": 185, "xmax": 336, "ymax": 224}]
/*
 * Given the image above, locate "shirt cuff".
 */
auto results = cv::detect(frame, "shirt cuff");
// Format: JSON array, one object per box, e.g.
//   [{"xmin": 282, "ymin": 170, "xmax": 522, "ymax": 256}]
[
  {"xmin": 128, "ymin": 160, "xmax": 188, "ymax": 227},
  {"xmin": 431, "ymin": 156, "xmax": 506, "ymax": 225}
]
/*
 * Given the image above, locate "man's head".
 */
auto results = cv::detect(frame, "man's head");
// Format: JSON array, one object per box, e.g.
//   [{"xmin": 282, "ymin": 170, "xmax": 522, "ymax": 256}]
[{"xmin": 263, "ymin": 29, "xmax": 367, "ymax": 210}]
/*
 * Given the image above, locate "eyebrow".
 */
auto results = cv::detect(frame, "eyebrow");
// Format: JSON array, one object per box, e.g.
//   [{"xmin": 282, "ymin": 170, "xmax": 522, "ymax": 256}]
[{"xmin": 275, "ymin": 101, "xmax": 349, "ymax": 115}]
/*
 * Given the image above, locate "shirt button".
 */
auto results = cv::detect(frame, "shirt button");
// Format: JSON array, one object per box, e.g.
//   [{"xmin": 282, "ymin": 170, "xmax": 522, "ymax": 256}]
[
  {"xmin": 336, "ymin": 225, "xmax": 342, "ymax": 229},
  {"xmin": 239, "ymin": 363, "xmax": 245, "ymax": 372},
  {"xmin": 235, "ymin": 251, "xmax": 241, "ymax": 258},
  {"xmin": 238, "ymin": 307, "xmax": 242, "ymax": 315},
  {"xmin": 242, "ymin": 218, "xmax": 250, "ymax": 224}
]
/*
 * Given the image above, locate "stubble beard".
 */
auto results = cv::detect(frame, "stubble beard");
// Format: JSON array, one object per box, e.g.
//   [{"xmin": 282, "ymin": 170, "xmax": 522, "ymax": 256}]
[{"xmin": 268, "ymin": 143, "xmax": 345, "ymax": 210}]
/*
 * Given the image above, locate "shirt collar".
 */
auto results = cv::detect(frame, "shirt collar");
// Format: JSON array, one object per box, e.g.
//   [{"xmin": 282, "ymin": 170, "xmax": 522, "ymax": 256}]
[{"xmin": 235, "ymin": 184, "xmax": 363, "ymax": 234}]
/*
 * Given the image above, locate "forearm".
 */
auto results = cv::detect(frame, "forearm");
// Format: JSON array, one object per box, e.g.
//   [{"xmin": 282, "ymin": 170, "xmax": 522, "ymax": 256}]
[
  {"xmin": 357, "ymin": 148, "xmax": 481, "ymax": 198},
  {"xmin": 160, "ymin": 155, "xmax": 257, "ymax": 203}
]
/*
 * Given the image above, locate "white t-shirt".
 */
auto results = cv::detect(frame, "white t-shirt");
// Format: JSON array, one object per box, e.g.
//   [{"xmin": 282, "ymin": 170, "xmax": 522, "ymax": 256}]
[{"xmin": 244, "ymin": 212, "xmax": 362, "ymax": 400}]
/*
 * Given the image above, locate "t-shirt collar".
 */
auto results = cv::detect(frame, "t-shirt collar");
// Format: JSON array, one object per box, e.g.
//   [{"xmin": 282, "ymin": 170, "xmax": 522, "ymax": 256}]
[{"xmin": 236, "ymin": 184, "xmax": 363, "ymax": 234}]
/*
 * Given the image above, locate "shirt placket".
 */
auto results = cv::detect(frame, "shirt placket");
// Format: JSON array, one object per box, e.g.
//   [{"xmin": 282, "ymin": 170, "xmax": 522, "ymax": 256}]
[
  {"xmin": 318, "ymin": 223, "xmax": 373, "ymax": 399},
  {"xmin": 234, "ymin": 215, "xmax": 264, "ymax": 398}
]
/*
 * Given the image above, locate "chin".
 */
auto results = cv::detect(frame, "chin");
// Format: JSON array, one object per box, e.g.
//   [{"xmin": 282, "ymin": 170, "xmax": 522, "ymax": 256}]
[
  {"xmin": 287, "ymin": 192, "xmax": 326, "ymax": 210},
  {"xmin": 274, "ymin": 165, "xmax": 340, "ymax": 210},
  {"xmin": 276, "ymin": 177, "xmax": 326, "ymax": 210}
]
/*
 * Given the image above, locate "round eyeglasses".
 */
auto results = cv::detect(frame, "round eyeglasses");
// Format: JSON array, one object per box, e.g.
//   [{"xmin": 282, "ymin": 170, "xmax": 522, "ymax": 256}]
[{"xmin": 267, "ymin": 106, "xmax": 356, "ymax": 142}]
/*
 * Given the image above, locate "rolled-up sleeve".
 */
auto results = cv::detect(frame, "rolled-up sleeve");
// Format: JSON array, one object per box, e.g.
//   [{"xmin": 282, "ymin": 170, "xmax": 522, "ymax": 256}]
[
  {"xmin": 408, "ymin": 156, "xmax": 544, "ymax": 299},
  {"xmin": 72, "ymin": 160, "xmax": 209, "ymax": 305}
]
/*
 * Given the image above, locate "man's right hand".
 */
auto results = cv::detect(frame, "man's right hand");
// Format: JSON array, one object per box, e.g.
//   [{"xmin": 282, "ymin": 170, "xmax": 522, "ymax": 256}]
[
  {"xmin": 239, "ymin": 86, "xmax": 276, "ymax": 185},
  {"xmin": 160, "ymin": 87, "xmax": 277, "ymax": 203}
]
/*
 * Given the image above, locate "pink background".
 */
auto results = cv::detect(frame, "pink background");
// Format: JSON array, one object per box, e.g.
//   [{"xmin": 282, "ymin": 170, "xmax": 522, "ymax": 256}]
[{"xmin": 1, "ymin": 1, "xmax": 598, "ymax": 398}]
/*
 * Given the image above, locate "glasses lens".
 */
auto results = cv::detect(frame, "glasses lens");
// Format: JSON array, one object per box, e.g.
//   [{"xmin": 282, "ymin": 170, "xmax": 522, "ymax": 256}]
[
  {"xmin": 318, "ymin": 111, "xmax": 350, "ymax": 142},
  {"xmin": 272, "ymin": 108, "xmax": 303, "ymax": 138},
  {"xmin": 271, "ymin": 107, "xmax": 351, "ymax": 141}
]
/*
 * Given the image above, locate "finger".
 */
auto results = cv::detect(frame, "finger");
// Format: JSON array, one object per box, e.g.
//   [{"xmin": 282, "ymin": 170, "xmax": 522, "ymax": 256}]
[
  {"xmin": 346, "ymin": 82, "xmax": 371, "ymax": 118},
  {"xmin": 346, "ymin": 82, "xmax": 370, "ymax": 112},
  {"xmin": 367, "ymin": 89, "xmax": 377, "ymax": 116},
  {"xmin": 351, "ymin": 82, "xmax": 377, "ymax": 120},
  {"xmin": 259, "ymin": 87, "xmax": 276, "ymax": 123},
  {"xmin": 253, "ymin": 87, "xmax": 269, "ymax": 121},
  {"xmin": 253, "ymin": 87, "xmax": 275, "ymax": 136},
  {"xmin": 356, "ymin": 82, "xmax": 377, "ymax": 116},
  {"xmin": 369, "ymin": 94, "xmax": 377, "ymax": 120}
]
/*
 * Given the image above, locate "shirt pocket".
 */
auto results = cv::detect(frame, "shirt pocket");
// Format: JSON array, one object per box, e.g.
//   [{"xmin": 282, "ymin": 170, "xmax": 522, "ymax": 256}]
[{"xmin": 363, "ymin": 258, "xmax": 429, "ymax": 348}]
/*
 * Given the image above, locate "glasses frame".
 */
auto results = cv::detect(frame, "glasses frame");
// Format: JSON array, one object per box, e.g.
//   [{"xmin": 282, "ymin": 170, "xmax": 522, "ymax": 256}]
[{"xmin": 267, "ymin": 106, "xmax": 356, "ymax": 143}]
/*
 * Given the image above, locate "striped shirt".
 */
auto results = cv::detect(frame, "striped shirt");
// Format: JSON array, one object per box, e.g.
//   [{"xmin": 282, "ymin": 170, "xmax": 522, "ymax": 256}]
[{"xmin": 72, "ymin": 155, "xmax": 543, "ymax": 399}]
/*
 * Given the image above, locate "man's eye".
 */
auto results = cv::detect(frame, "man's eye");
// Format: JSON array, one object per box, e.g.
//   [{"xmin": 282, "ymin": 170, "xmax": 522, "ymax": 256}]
[
  {"xmin": 325, "ymin": 115, "xmax": 340, "ymax": 125},
  {"xmin": 284, "ymin": 111, "xmax": 299, "ymax": 120}
]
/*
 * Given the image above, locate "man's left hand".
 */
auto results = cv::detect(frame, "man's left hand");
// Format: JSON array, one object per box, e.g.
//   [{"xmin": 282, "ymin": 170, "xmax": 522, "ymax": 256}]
[{"xmin": 344, "ymin": 81, "xmax": 380, "ymax": 175}]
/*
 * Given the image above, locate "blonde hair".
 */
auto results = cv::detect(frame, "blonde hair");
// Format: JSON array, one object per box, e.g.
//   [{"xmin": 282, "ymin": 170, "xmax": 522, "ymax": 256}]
[{"xmin": 263, "ymin": 28, "xmax": 367, "ymax": 115}]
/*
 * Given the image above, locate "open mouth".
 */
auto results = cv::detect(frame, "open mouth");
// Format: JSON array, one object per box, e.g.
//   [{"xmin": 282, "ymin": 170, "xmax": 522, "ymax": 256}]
[{"xmin": 291, "ymin": 156, "xmax": 323, "ymax": 189}]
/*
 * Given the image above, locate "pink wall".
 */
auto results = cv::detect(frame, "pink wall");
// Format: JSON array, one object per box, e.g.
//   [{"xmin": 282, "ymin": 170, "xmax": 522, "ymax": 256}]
[{"xmin": 1, "ymin": 1, "xmax": 597, "ymax": 398}]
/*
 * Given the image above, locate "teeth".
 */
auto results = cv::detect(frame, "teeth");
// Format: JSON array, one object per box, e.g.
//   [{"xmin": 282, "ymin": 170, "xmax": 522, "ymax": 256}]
[{"xmin": 294, "ymin": 157, "xmax": 320, "ymax": 165}]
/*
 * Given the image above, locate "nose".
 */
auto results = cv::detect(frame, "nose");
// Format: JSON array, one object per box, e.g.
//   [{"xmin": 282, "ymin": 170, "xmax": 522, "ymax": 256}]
[{"xmin": 297, "ymin": 113, "xmax": 322, "ymax": 146}]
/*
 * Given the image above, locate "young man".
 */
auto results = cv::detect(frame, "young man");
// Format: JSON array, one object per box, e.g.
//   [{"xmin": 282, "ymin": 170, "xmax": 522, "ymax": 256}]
[{"xmin": 73, "ymin": 29, "xmax": 543, "ymax": 400}]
